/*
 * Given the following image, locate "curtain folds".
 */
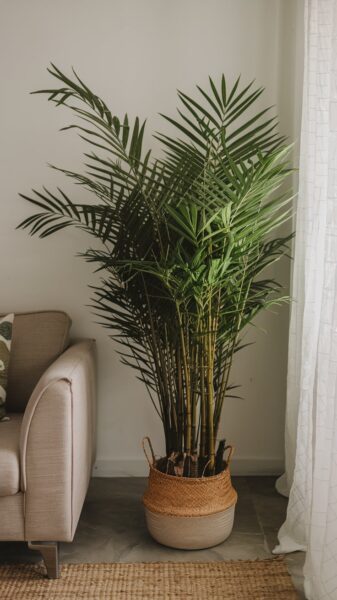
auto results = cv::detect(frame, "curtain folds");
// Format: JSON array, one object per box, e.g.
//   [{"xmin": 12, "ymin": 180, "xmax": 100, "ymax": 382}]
[{"xmin": 274, "ymin": 1, "xmax": 337, "ymax": 599}]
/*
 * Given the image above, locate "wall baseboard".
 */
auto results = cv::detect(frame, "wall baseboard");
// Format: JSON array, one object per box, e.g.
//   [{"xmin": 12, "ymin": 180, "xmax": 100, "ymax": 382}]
[{"xmin": 93, "ymin": 457, "xmax": 284, "ymax": 478}]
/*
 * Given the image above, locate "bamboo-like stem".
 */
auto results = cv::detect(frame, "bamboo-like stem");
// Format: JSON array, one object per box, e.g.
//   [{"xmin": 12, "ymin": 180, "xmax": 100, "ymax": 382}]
[
  {"xmin": 199, "ymin": 321, "xmax": 207, "ymax": 458},
  {"xmin": 176, "ymin": 304, "xmax": 192, "ymax": 455},
  {"xmin": 163, "ymin": 324, "xmax": 178, "ymax": 452},
  {"xmin": 191, "ymin": 338, "xmax": 199, "ymax": 453},
  {"xmin": 176, "ymin": 344, "xmax": 184, "ymax": 453},
  {"xmin": 207, "ymin": 299, "xmax": 215, "ymax": 472},
  {"xmin": 141, "ymin": 277, "xmax": 172, "ymax": 446},
  {"xmin": 214, "ymin": 261, "xmax": 252, "ymax": 435}
]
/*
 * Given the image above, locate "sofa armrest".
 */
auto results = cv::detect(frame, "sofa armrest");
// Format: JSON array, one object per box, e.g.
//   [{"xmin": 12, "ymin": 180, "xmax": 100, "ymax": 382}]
[{"xmin": 20, "ymin": 339, "xmax": 96, "ymax": 541}]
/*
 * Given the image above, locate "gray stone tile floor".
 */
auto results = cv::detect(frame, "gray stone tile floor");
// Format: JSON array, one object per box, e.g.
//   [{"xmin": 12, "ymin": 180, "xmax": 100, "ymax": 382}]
[{"xmin": 0, "ymin": 476, "xmax": 306, "ymax": 597}]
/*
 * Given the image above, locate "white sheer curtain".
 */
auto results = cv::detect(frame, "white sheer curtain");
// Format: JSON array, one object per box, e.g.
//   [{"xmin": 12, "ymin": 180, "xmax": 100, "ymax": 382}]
[{"xmin": 274, "ymin": 1, "xmax": 337, "ymax": 599}]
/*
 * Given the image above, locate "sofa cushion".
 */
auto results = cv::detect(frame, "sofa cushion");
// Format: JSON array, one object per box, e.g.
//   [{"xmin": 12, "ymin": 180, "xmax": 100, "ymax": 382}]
[
  {"xmin": 0, "ymin": 413, "xmax": 22, "ymax": 496},
  {"xmin": 5, "ymin": 311, "xmax": 71, "ymax": 412},
  {"xmin": 0, "ymin": 314, "xmax": 14, "ymax": 421}
]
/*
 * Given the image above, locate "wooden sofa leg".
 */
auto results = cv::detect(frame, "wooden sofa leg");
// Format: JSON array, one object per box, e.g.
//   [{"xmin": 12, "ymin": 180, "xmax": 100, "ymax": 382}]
[{"xmin": 28, "ymin": 541, "xmax": 60, "ymax": 579}]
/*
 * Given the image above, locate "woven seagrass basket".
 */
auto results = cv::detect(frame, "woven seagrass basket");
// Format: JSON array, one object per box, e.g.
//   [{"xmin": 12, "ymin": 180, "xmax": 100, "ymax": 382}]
[{"xmin": 142, "ymin": 438, "xmax": 238, "ymax": 550}]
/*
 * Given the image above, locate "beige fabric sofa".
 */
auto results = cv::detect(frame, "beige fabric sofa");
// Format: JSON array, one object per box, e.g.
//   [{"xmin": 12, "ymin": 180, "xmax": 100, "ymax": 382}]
[{"xmin": 0, "ymin": 311, "xmax": 96, "ymax": 578}]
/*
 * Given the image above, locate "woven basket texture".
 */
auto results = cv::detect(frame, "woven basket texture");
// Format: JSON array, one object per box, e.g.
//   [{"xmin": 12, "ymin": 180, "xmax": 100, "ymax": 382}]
[
  {"xmin": 0, "ymin": 559, "xmax": 299, "ymax": 600},
  {"xmin": 143, "ymin": 464, "xmax": 237, "ymax": 517}
]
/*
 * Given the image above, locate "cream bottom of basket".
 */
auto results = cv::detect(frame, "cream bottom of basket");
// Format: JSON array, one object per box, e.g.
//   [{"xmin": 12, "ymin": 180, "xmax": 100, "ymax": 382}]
[{"xmin": 145, "ymin": 504, "xmax": 236, "ymax": 550}]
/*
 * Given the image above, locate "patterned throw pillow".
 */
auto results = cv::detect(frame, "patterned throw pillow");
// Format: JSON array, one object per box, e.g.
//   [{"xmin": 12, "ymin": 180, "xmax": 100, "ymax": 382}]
[{"xmin": 0, "ymin": 314, "xmax": 14, "ymax": 422}]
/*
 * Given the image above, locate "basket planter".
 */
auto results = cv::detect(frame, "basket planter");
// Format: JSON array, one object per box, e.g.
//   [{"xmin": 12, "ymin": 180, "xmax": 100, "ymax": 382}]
[{"xmin": 142, "ymin": 442, "xmax": 237, "ymax": 550}]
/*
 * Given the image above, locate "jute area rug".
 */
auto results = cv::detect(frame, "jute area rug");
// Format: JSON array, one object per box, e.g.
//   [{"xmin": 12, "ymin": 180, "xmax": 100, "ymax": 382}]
[{"xmin": 0, "ymin": 558, "xmax": 299, "ymax": 599}]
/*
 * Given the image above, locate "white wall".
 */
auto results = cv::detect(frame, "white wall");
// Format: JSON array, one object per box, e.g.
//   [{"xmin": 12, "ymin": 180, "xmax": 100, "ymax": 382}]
[{"xmin": 0, "ymin": 0, "xmax": 303, "ymax": 475}]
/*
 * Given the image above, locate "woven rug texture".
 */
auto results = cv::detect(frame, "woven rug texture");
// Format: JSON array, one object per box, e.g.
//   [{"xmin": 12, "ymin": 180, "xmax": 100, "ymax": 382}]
[{"xmin": 0, "ymin": 558, "xmax": 299, "ymax": 599}]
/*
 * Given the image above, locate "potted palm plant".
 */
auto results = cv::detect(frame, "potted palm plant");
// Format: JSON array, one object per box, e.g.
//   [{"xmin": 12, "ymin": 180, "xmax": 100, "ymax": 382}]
[{"xmin": 19, "ymin": 65, "xmax": 292, "ymax": 549}]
